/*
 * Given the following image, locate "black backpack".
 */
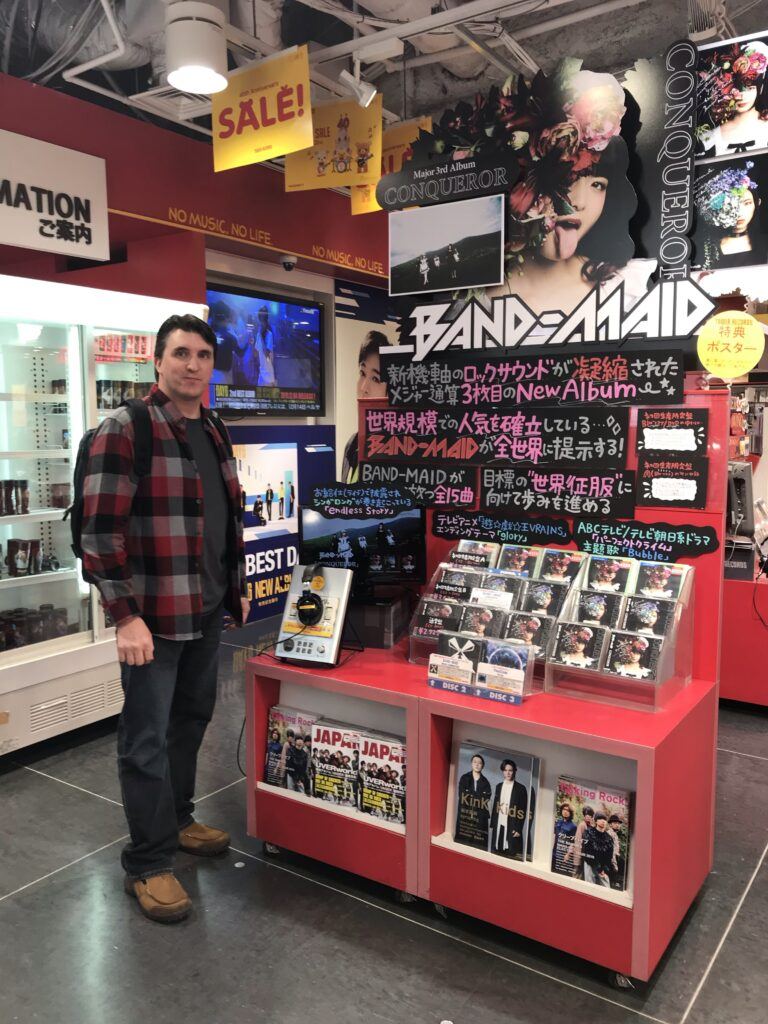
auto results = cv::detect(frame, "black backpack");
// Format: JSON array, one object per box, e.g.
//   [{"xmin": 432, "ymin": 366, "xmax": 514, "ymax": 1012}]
[{"xmin": 65, "ymin": 400, "xmax": 234, "ymax": 584}]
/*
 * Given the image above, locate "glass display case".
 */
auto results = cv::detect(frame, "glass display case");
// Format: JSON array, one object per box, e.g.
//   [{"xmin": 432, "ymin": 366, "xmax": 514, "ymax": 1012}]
[
  {"xmin": 0, "ymin": 273, "xmax": 206, "ymax": 753},
  {"xmin": 0, "ymin": 316, "xmax": 91, "ymax": 659}
]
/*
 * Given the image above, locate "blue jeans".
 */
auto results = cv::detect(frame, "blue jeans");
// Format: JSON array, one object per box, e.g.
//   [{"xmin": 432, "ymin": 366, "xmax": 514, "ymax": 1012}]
[{"xmin": 117, "ymin": 606, "xmax": 223, "ymax": 878}]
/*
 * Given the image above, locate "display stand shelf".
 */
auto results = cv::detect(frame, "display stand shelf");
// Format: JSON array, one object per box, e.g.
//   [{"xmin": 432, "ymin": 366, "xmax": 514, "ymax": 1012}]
[
  {"xmin": 0, "ymin": 450, "xmax": 71, "ymax": 460},
  {"xmin": 0, "ymin": 508, "xmax": 65, "ymax": 526},
  {"xmin": 0, "ymin": 568, "xmax": 77, "ymax": 591},
  {"xmin": 0, "ymin": 392, "xmax": 68, "ymax": 404}
]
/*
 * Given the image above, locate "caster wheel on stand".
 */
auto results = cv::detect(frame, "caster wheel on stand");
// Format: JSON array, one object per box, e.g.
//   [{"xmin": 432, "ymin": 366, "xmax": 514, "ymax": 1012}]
[
  {"xmin": 433, "ymin": 903, "xmax": 449, "ymax": 920},
  {"xmin": 394, "ymin": 890, "xmax": 417, "ymax": 905},
  {"xmin": 263, "ymin": 841, "xmax": 281, "ymax": 856},
  {"xmin": 612, "ymin": 972, "xmax": 635, "ymax": 990}
]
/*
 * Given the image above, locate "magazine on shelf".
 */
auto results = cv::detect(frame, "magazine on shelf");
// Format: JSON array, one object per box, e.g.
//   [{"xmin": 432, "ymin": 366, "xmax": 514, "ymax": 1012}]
[
  {"xmin": 603, "ymin": 631, "xmax": 664, "ymax": 682},
  {"xmin": 265, "ymin": 705, "xmax": 318, "ymax": 794},
  {"xmin": 575, "ymin": 590, "xmax": 625, "ymax": 629},
  {"xmin": 520, "ymin": 579, "xmax": 571, "ymax": 618},
  {"xmin": 621, "ymin": 596, "xmax": 677, "ymax": 637},
  {"xmin": 536, "ymin": 549, "xmax": 587, "ymax": 583},
  {"xmin": 311, "ymin": 720, "xmax": 360, "ymax": 808},
  {"xmin": 411, "ymin": 598, "xmax": 466, "ymax": 640},
  {"xmin": 549, "ymin": 622, "xmax": 609, "ymax": 671},
  {"xmin": 632, "ymin": 561, "xmax": 689, "ymax": 600},
  {"xmin": 551, "ymin": 776, "xmax": 631, "ymax": 891},
  {"xmin": 452, "ymin": 741, "xmax": 539, "ymax": 862},
  {"xmin": 585, "ymin": 556, "xmax": 636, "ymax": 595},
  {"xmin": 503, "ymin": 611, "xmax": 555, "ymax": 658},
  {"xmin": 498, "ymin": 544, "xmax": 542, "ymax": 577},
  {"xmin": 359, "ymin": 732, "xmax": 406, "ymax": 824},
  {"xmin": 449, "ymin": 540, "xmax": 502, "ymax": 568},
  {"xmin": 433, "ymin": 564, "xmax": 485, "ymax": 602}
]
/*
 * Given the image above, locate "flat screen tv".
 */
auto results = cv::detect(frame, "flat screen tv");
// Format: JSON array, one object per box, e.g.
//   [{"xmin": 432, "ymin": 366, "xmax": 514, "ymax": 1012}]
[
  {"xmin": 206, "ymin": 284, "xmax": 324, "ymax": 416},
  {"xmin": 299, "ymin": 507, "xmax": 427, "ymax": 587}
]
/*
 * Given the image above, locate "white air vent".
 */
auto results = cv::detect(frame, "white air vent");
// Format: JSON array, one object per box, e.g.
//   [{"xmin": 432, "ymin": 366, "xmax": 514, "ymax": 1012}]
[
  {"xmin": 128, "ymin": 85, "xmax": 212, "ymax": 123},
  {"xmin": 70, "ymin": 683, "xmax": 105, "ymax": 719},
  {"xmin": 106, "ymin": 678, "xmax": 124, "ymax": 707},
  {"xmin": 30, "ymin": 697, "xmax": 68, "ymax": 732}
]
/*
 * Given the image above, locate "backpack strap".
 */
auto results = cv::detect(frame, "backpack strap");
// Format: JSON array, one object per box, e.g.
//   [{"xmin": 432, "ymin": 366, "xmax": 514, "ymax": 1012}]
[{"xmin": 122, "ymin": 398, "xmax": 153, "ymax": 478}]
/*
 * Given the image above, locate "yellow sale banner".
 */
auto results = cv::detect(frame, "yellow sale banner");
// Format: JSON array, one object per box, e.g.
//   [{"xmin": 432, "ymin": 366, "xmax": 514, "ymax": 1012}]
[
  {"xmin": 284, "ymin": 96, "xmax": 383, "ymax": 191},
  {"xmin": 351, "ymin": 117, "xmax": 431, "ymax": 215},
  {"xmin": 212, "ymin": 46, "xmax": 313, "ymax": 172}
]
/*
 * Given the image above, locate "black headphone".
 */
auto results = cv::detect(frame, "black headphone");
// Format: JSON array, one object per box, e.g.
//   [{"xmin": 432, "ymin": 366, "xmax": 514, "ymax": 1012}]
[{"xmin": 296, "ymin": 564, "xmax": 325, "ymax": 626}]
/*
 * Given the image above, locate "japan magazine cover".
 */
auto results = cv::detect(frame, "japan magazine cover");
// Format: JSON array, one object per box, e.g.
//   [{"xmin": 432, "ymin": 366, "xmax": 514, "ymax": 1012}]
[
  {"xmin": 265, "ymin": 706, "xmax": 318, "ymax": 794},
  {"xmin": 551, "ymin": 776, "xmax": 631, "ymax": 891},
  {"xmin": 311, "ymin": 721, "xmax": 361, "ymax": 808},
  {"xmin": 359, "ymin": 732, "xmax": 407, "ymax": 824}
]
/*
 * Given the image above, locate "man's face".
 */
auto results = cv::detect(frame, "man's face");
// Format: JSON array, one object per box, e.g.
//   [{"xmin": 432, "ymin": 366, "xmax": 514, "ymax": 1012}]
[
  {"xmin": 471, "ymin": 756, "xmax": 484, "ymax": 773},
  {"xmin": 295, "ymin": 738, "xmax": 304, "ymax": 750},
  {"xmin": 502, "ymin": 764, "xmax": 515, "ymax": 781},
  {"xmin": 155, "ymin": 329, "xmax": 215, "ymax": 405}
]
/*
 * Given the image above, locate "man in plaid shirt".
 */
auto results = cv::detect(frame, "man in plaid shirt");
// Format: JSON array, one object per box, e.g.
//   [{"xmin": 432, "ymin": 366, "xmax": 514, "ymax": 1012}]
[{"xmin": 82, "ymin": 313, "xmax": 250, "ymax": 923}]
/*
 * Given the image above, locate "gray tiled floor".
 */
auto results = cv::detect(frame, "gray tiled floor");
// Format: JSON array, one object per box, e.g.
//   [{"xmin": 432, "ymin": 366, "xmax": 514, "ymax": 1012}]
[{"xmin": 1, "ymin": 631, "xmax": 767, "ymax": 1024}]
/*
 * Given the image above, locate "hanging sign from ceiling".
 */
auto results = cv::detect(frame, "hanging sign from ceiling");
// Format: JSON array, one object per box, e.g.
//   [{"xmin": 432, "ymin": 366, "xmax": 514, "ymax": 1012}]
[
  {"xmin": 0, "ymin": 129, "xmax": 109, "ymax": 260},
  {"xmin": 284, "ymin": 95, "xmax": 383, "ymax": 191},
  {"xmin": 212, "ymin": 46, "xmax": 314, "ymax": 171}
]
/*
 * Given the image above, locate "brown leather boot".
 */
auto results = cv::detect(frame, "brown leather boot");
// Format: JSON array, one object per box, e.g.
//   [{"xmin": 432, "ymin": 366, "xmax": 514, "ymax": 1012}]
[
  {"xmin": 178, "ymin": 821, "xmax": 230, "ymax": 857},
  {"xmin": 123, "ymin": 873, "xmax": 191, "ymax": 923}
]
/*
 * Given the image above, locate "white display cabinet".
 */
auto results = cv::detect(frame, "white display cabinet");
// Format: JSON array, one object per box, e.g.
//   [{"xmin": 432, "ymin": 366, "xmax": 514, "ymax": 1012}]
[{"xmin": 0, "ymin": 274, "xmax": 205, "ymax": 754}]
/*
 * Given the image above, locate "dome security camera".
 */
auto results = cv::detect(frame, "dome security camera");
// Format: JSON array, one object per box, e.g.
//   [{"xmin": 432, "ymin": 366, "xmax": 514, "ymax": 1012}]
[{"xmin": 281, "ymin": 254, "xmax": 297, "ymax": 271}]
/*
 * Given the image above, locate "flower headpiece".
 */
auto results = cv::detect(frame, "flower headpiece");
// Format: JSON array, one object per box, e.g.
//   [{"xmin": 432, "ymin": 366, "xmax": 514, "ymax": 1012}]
[
  {"xmin": 561, "ymin": 625, "xmax": 593, "ymax": 653},
  {"xmin": 582, "ymin": 592, "xmax": 607, "ymax": 614},
  {"xmin": 696, "ymin": 162, "xmax": 757, "ymax": 231},
  {"xmin": 615, "ymin": 635, "xmax": 649, "ymax": 663},
  {"xmin": 634, "ymin": 600, "xmax": 660, "ymax": 625},
  {"xmin": 594, "ymin": 559, "xmax": 622, "ymax": 579},
  {"xmin": 698, "ymin": 41, "xmax": 768, "ymax": 133}
]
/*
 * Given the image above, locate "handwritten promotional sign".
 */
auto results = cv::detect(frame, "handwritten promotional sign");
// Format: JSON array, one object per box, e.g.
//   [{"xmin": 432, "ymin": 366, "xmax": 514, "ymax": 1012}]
[
  {"xmin": 636, "ymin": 407, "xmax": 708, "ymax": 454},
  {"xmin": 358, "ymin": 462, "xmax": 478, "ymax": 507},
  {"xmin": 310, "ymin": 484, "xmax": 415, "ymax": 517},
  {"xmin": 363, "ymin": 407, "xmax": 629, "ymax": 468},
  {"xmin": 432, "ymin": 511, "xmax": 572, "ymax": 546},
  {"xmin": 637, "ymin": 455, "xmax": 709, "ymax": 509},
  {"xmin": 380, "ymin": 349, "xmax": 684, "ymax": 410},
  {"xmin": 351, "ymin": 118, "xmax": 431, "ymax": 215},
  {"xmin": 696, "ymin": 311, "xmax": 765, "ymax": 380},
  {"xmin": 285, "ymin": 96, "xmax": 383, "ymax": 191},
  {"xmin": 212, "ymin": 47, "xmax": 313, "ymax": 171},
  {"xmin": 481, "ymin": 467, "xmax": 636, "ymax": 518},
  {"xmin": 573, "ymin": 519, "xmax": 719, "ymax": 562}
]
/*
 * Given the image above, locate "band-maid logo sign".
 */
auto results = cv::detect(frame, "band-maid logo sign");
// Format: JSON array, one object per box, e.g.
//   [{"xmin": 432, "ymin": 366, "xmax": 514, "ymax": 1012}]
[{"xmin": 390, "ymin": 279, "xmax": 716, "ymax": 361}]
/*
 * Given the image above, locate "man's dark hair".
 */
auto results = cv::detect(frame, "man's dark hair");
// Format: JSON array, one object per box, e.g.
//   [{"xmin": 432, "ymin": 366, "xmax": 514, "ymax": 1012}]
[
  {"xmin": 583, "ymin": 806, "xmax": 595, "ymax": 817},
  {"xmin": 358, "ymin": 329, "xmax": 389, "ymax": 365},
  {"xmin": 608, "ymin": 814, "xmax": 623, "ymax": 824},
  {"xmin": 154, "ymin": 314, "xmax": 218, "ymax": 380}
]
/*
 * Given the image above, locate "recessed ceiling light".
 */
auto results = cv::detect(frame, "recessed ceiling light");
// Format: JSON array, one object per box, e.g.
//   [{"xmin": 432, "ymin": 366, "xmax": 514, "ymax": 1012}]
[{"xmin": 165, "ymin": 2, "xmax": 229, "ymax": 95}]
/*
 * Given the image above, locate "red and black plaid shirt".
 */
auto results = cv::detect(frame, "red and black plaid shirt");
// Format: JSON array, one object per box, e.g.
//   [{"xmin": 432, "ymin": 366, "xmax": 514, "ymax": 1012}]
[{"xmin": 81, "ymin": 386, "xmax": 245, "ymax": 640}]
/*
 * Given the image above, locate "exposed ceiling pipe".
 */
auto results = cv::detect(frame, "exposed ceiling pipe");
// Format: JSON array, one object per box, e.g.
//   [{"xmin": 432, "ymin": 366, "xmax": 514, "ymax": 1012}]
[
  {"xmin": 453, "ymin": 24, "xmax": 524, "ymax": 77},
  {"xmin": 378, "ymin": 0, "xmax": 648, "ymax": 74},
  {"xmin": 305, "ymin": 0, "xmax": 580, "ymax": 66}
]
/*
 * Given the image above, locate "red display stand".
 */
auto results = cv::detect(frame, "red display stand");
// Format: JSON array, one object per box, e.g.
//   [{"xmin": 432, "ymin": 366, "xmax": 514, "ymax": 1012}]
[
  {"xmin": 720, "ymin": 575, "xmax": 768, "ymax": 706},
  {"xmin": 245, "ymin": 385, "xmax": 729, "ymax": 981}
]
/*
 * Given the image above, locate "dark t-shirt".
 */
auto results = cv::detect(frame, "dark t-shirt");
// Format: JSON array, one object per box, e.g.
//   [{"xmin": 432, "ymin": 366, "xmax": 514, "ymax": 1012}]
[{"xmin": 185, "ymin": 417, "xmax": 229, "ymax": 613}]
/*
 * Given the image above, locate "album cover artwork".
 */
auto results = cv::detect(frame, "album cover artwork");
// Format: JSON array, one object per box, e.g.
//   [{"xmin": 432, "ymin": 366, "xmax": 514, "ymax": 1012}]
[
  {"xmin": 603, "ymin": 631, "xmax": 664, "ymax": 682},
  {"xmin": 453, "ymin": 741, "xmax": 539, "ymax": 861},
  {"xmin": 520, "ymin": 579, "xmax": 571, "ymax": 618},
  {"xmin": 575, "ymin": 590, "xmax": 625, "ymax": 629},
  {"xmin": 621, "ymin": 596, "xmax": 676, "ymax": 637},
  {"xmin": 359, "ymin": 732, "xmax": 406, "ymax": 825},
  {"xmin": 503, "ymin": 611, "xmax": 555, "ymax": 657},
  {"xmin": 438, "ymin": 630, "xmax": 485, "ymax": 670},
  {"xmin": 265, "ymin": 705, "xmax": 318, "ymax": 793},
  {"xmin": 497, "ymin": 544, "xmax": 542, "ymax": 577},
  {"xmin": 459, "ymin": 603, "xmax": 507, "ymax": 638},
  {"xmin": 549, "ymin": 622, "xmax": 609, "ymax": 671},
  {"xmin": 476, "ymin": 640, "xmax": 532, "ymax": 697},
  {"xmin": 585, "ymin": 556, "xmax": 635, "ymax": 594},
  {"xmin": 411, "ymin": 598, "xmax": 466, "ymax": 639},
  {"xmin": 536, "ymin": 549, "xmax": 587, "ymax": 583},
  {"xmin": 479, "ymin": 570, "xmax": 525, "ymax": 605},
  {"xmin": 433, "ymin": 564, "xmax": 485, "ymax": 602},
  {"xmin": 633, "ymin": 561, "xmax": 689, "ymax": 600},
  {"xmin": 552, "ymin": 775, "xmax": 631, "ymax": 891},
  {"xmin": 311, "ymin": 720, "xmax": 360, "ymax": 808},
  {"xmin": 450, "ymin": 539, "xmax": 502, "ymax": 568}
]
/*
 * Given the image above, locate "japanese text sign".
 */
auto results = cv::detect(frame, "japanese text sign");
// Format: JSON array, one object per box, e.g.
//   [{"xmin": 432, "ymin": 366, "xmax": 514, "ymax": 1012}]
[
  {"xmin": 363, "ymin": 406, "xmax": 629, "ymax": 468},
  {"xmin": 573, "ymin": 519, "xmax": 718, "ymax": 562},
  {"xmin": 310, "ymin": 484, "xmax": 414, "ymax": 518},
  {"xmin": 358, "ymin": 462, "xmax": 478, "ymax": 507},
  {"xmin": 285, "ymin": 96, "xmax": 383, "ymax": 191},
  {"xmin": 637, "ymin": 455, "xmax": 709, "ymax": 509},
  {"xmin": 481, "ymin": 467, "xmax": 636, "ymax": 518},
  {"xmin": 636, "ymin": 407, "xmax": 708, "ymax": 455},
  {"xmin": 432, "ymin": 511, "xmax": 572, "ymax": 547},
  {"xmin": 697, "ymin": 311, "xmax": 765, "ymax": 380},
  {"xmin": 0, "ymin": 129, "xmax": 109, "ymax": 260},
  {"xmin": 379, "ymin": 349, "xmax": 684, "ymax": 410},
  {"xmin": 212, "ymin": 46, "xmax": 313, "ymax": 171}
]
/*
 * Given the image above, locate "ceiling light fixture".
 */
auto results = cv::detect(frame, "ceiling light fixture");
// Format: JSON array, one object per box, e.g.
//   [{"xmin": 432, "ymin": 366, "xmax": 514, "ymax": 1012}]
[
  {"xmin": 165, "ymin": 1, "xmax": 229, "ymax": 95},
  {"xmin": 339, "ymin": 58, "xmax": 378, "ymax": 108}
]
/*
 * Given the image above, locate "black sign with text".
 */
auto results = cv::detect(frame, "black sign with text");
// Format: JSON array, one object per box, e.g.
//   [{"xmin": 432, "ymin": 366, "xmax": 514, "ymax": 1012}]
[
  {"xmin": 636, "ymin": 407, "xmax": 708, "ymax": 455},
  {"xmin": 573, "ymin": 518, "xmax": 718, "ymax": 562},
  {"xmin": 363, "ymin": 406, "xmax": 629, "ymax": 468},
  {"xmin": 432, "ymin": 511, "xmax": 572, "ymax": 547},
  {"xmin": 380, "ymin": 349, "xmax": 685, "ymax": 410},
  {"xmin": 637, "ymin": 455, "xmax": 709, "ymax": 509},
  {"xmin": 358, "ymin": 461, "xmax": 477, "ymax": 508},
  {"xmin": 309, "ymin": 484, "xmax": 415, "ymax": 517},
  {"xmin": 481, "ymin": 467, "xmax": 636, "ymax": 518}
]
